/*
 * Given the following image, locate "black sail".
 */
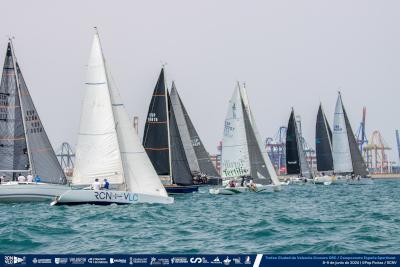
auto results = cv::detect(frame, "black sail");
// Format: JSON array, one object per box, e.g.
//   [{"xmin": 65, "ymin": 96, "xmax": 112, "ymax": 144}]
[
  {"xmin": 177, "ymin": 90, "xmax": 220, "ymax": 177},
  {"xmin": 285, "ymin": 110, "xmax": 300, "ymax": 175},
  {"xmin": 0, "ymin": 43, "xmax": 29, "ymax": 180},
  {"xmin": 242, "ymin": 99, "xmax": 272, "ymax": 185},
  {"xmin": 168, "ymin": 95, "xmax": 193, "ymax": 185},
  {"xmin": 143, "ymin": 68, "xmax": 170, "ymax": 176},
  {"xmin": 315, "ymin": 104, "xmax": 333, "ymax": 172},
  {"xmin": 343, "ymin": 107, "xmax": 369, "ymax": 177}
]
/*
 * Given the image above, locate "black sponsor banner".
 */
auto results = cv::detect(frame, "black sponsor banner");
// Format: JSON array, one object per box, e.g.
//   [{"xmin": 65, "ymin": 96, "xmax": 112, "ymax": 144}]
[{"xmin": 0, "ymin": 254, "xmax": 398, "ymax": 267}]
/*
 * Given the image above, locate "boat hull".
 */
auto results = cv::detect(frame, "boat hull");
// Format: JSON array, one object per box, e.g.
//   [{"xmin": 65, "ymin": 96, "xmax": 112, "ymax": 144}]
[
  {"xmin": 51, "ymin": 189, "xmax": 174, "ymax": 205},
  {"xmin": 0, "ymin": 182, "xmax": 70, "ymax": 202},
  {"xmin": 209, "ymin": 184, "xmax": 280, "ymax": 195},
  {"xmin": 332, "ymin": 176, "xmax": 373, "ymax": 185},
  {"xmin": 164, "ymin": 185, "xmax": 199, "ymax": 194},
  {"xmin": 314, "ymin": 175, "xmax": 333, "ymax": 185}
]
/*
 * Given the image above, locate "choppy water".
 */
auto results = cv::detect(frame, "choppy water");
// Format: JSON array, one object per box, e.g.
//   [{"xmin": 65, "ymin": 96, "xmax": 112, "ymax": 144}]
[{"xmin": 0, "ymin": 179, "xmax": 399, "ymax": 254}]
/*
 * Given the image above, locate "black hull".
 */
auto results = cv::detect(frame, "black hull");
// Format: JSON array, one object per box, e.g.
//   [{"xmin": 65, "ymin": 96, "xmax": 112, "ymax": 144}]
[{"xmin": 164, "ymin": 185, "xmax": 199, "ymax": 194}]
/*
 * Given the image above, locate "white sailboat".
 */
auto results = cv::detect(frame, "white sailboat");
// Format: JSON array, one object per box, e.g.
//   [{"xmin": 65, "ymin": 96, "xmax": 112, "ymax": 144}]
[
  {"xmin": 332, "ymin": 92, "xmax": 372, "ymax": 185},
  {"xmin": 0, "ymin": 39, "xmax": 70, "ymax": 202},
  {"xmin": 210, "ymin": 83, "xmax": 281, "ymax": 195},
  {"xmin": 52, "ymin": 29, "xmax": 173, "ymax": 205}
]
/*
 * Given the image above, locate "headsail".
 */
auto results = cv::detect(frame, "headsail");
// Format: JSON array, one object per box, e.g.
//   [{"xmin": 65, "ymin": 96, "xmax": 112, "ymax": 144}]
[
  {"xmin": 142, "ymin": 69, "xmax": 170, "ymax": 176},
  {"xmin": 168, "ymin": 94, "xmax": 193, "ymax": 185},
  {"xmin": 315, "ymin": 104, "xmax": 333, "ymax": 172},
  {"xmin": 170, "ymin": 82, "xmax": 219, "ymax": 177},
  {"xmin": 16, "ymin": 63, "xmax": 66, "ymax": 184},
  {"xmin": 332, "ymin": 93, "xmax": 353, "ymax": 174},
  {"xmin": 221, "ymin": 85, "xmax": 249, "ymax": 178},
  {"xmin": 343, "ymin": 101, "xmax": 368, "ymax": 177},
  {"xmin": 0, "ymin": 42, "xmax": 65, "ymax": 184},
  {"xmin": 239, "ymin": 85, "xmax": 275, "ymax": 185}
]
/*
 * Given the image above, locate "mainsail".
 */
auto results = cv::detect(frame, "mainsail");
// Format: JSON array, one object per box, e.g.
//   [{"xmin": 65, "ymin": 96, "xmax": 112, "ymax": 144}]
[
  {"xmin": 315, "ymin": 104, "xmax": 333, "ymax": 172},
  {"xmin": 143, "ymin": 70, "xmax": 193, "ymax": 185},
  {"xmin": 169, "ymin": 82, "xmax": 220, "ymax": 177},
  {"xmin": 74, "ymin": 30, "xmax": 168, "ymax": 197},
  {"xmin": 332, "ymin": 92, "xmax": 368, "ymax": 176},
  {"xmin": 286, "ymin": 109, "xmax": 313, "ymax": 178},
  {"xmin": 0, "ymin": 41, "xmax": 65, "ymax": 184},
  {"xmin": 221, "ymin": 83, "xmax": 276, "ymax": 185}
]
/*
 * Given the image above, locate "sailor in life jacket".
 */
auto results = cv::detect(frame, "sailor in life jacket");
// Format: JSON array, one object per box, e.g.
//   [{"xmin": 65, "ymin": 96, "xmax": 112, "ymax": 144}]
[{"xmin": 103, "ymin": 178, "xmax": 110, "ymax": 190}]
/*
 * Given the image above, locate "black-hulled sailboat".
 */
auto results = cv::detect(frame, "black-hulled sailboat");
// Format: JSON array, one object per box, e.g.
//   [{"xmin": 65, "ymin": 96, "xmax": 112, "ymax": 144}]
[
  {"xmin": 143, "ymin": 69, "xmax": 198, "ymax": 194},
  {"xmin": 0, "ymin": 40, "xmax": 69, "ymax": 202},
  {"xmin": 169, "ymin": 82, "xmax": 221, "ymax": 185},
  {"xmin": 285, "ymin": 108, "xmax": 314, "ymax": 183},
  {"xmin": 314, "ymin": 104, "xmax": 334, "ymax": 184},
  {"xmin": 332, "ymin": 92, "xmax": 372, "ymax": 184}
]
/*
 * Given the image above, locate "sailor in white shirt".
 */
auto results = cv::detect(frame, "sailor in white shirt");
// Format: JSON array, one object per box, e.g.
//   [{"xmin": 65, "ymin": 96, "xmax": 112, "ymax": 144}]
[
  {"xmin": 17, "ymin": 174, "xmax": 26, "ymax": 183},
  {"xmin": 26, "ymin": 174, "xmax": 34, "ymax": 183},
  {"xmin": 91, "ymin": 178, "xmax": 101, "ymax": 190}
]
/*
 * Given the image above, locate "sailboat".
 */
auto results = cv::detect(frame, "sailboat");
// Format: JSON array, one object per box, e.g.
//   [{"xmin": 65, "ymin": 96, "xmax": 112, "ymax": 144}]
[
  {"xmin": 52, "ymin": 29, "xmax": 173, "ymax": 205},
  {"xmin": 314, "ymin": 104, "xmax": 334, "ymax": 185},
  {"xmin": 142, "ymin": 69, "xmax": 198, "ymax": 194},
  {"xmin": 0, "ymin": 40, "xmax": 69, "ymax": 202},
  {"xmin": 331, "ymin": 92, "xmax": 372, "ymax": 185},
  {"xmin": 285, "ymin": 108, "xmax": 314, "ymax": 184},
  {"xmin": 210, "ymin": 82, "xmax": 280, "ymax": 195},
  {"xmin": 169, "ymin": 82, "xmax": 221, "ymax": 185}
]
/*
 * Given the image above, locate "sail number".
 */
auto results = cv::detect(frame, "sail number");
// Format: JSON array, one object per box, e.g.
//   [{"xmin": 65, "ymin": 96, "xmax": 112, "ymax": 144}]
[
  {"xmin": 148, "ymin": 113, "xmax": 159, "ymax": 122},
  {"xmin": 94, "ymin": 191, "xmax": 139, "ymax": 202},
  {"xmin": 334, "ymin": 125, "xmax": 343, "ymax": 132}
]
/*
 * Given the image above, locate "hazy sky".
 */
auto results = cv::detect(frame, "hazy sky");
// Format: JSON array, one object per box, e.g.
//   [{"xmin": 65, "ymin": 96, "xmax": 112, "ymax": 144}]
[{"xmin": 2, "ymin": 0, "xmax": 400, "ymax": 162}]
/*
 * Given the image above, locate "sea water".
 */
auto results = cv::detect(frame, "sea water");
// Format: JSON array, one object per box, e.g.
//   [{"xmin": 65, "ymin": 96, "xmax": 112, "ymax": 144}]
[{"xmin": 0, "ymin": 179, "xmax": 399, "ymax": 254}]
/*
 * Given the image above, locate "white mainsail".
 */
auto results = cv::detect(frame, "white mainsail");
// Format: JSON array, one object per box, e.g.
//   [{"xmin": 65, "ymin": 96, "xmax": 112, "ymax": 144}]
[
  {"xmin": 332, "ymin": 93, "xmax": 353, "ymax": 173},
  {"xmin": 72, "ymin": 34, "xmax": 124, "ymax": 186},
  {"xmin": 73, "ymin": 31, "xmax": 168, "ymax": 198},
  {"xmin": 239, "ymin": 85, "xmax": 280, "ymax": 185},
  {"xmin": 221, "ymin": 84, "xmax": 249, "ymax": 178}
]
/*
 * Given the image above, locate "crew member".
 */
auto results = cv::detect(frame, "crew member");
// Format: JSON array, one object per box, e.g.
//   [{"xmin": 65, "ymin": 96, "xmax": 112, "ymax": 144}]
[
  {"xmin": 26, "ymin": 174, "xmax": 33, "ymax": 183},
  {"xmin": 103, "ymin": 178, "xmax": 110, "ymax": 190},
  {"xmin": 17, "ymin": 173, "xmax": 26, "ymax": 183},
  {"xmin": 92, "ymin": 178, "xmax": 101, "ymax": 190}
]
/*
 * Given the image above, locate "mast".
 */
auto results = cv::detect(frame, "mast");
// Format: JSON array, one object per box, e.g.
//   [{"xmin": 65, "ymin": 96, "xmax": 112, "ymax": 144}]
[
  {"xmin": 8, "ymin": 38, "xmax": 33, "ymax": 176},
  {"xmin": 163, "ymin": 67, "xmax": 173, "ymax": 184}
]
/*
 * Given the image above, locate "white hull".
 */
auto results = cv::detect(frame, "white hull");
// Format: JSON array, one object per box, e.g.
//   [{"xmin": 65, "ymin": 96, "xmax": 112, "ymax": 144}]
[
  {"xmin": 288, "ymin": 177, "xmax": 313, "ymax": 185},
  {"xmin": 314, "ymin": 175, "xmax": 333, "ymax": 185},
  {"xmin": 0, "ymin": 182, "xmax": 70, "ymax": 202},
  {"xmin": 332, "ymin": 176, "xmax": 374, "ymax": 185},
  {"xmin": 51, "ymin": 189, "xmax": 174, "ymax": 205},
  {"xmin": 209, "ymin": 184, "xmax": 280, "ymax": 195}
]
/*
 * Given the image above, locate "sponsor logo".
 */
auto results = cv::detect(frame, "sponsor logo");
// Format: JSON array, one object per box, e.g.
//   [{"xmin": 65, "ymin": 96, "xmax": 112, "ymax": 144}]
[
  {"xmin": 110, "ymin": 258, "xmax": 127, "ymax": 264},
  {"xmin": 32, "ymin": 258, "xmax": 52, "ymax": 264},
  {"xmin": 190, "ymin": 258, "xmax": 202, "ymax": 264},
  {"xmin": 69, "ymin": 257, "xmax": 87, "ymax": 264},
  {"xmin": 223, "ymin": 257, "xmax": 231, "ymax": 265},
  {"xmin": 54, "ymin": 258, "xmax": 68, "ymax": 264},
  {"xmin": 129, "ymin": 257, "xmax": 147, "ymax": 265},
  {"xmin": 233, "ymin": 257, "xmax": 242, "ymax": 264},
  {"xmin": 244, "ymin": 256, "xmax": 251, "ymax": 265},
  {"xmin": 5, "ymin": 256, "xmax": 26, "ymax": 265},
  {"xmin": 211, "ymin": 257, "xmax": 222, "ymax": 264},
  {"xmin": 149, "ymin": 257, "xmax": 169, "ymax": 265},
  {"xmin": 191, "ymin": 137, "xmax": 201, "ymax": 147},
  {"xmin": 88, "ymin": 258, "xmax": 108, "ymax": 264},
  {"xmin": 170, "ymin": 257, "xmax": 188, "ymax": 264}
]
